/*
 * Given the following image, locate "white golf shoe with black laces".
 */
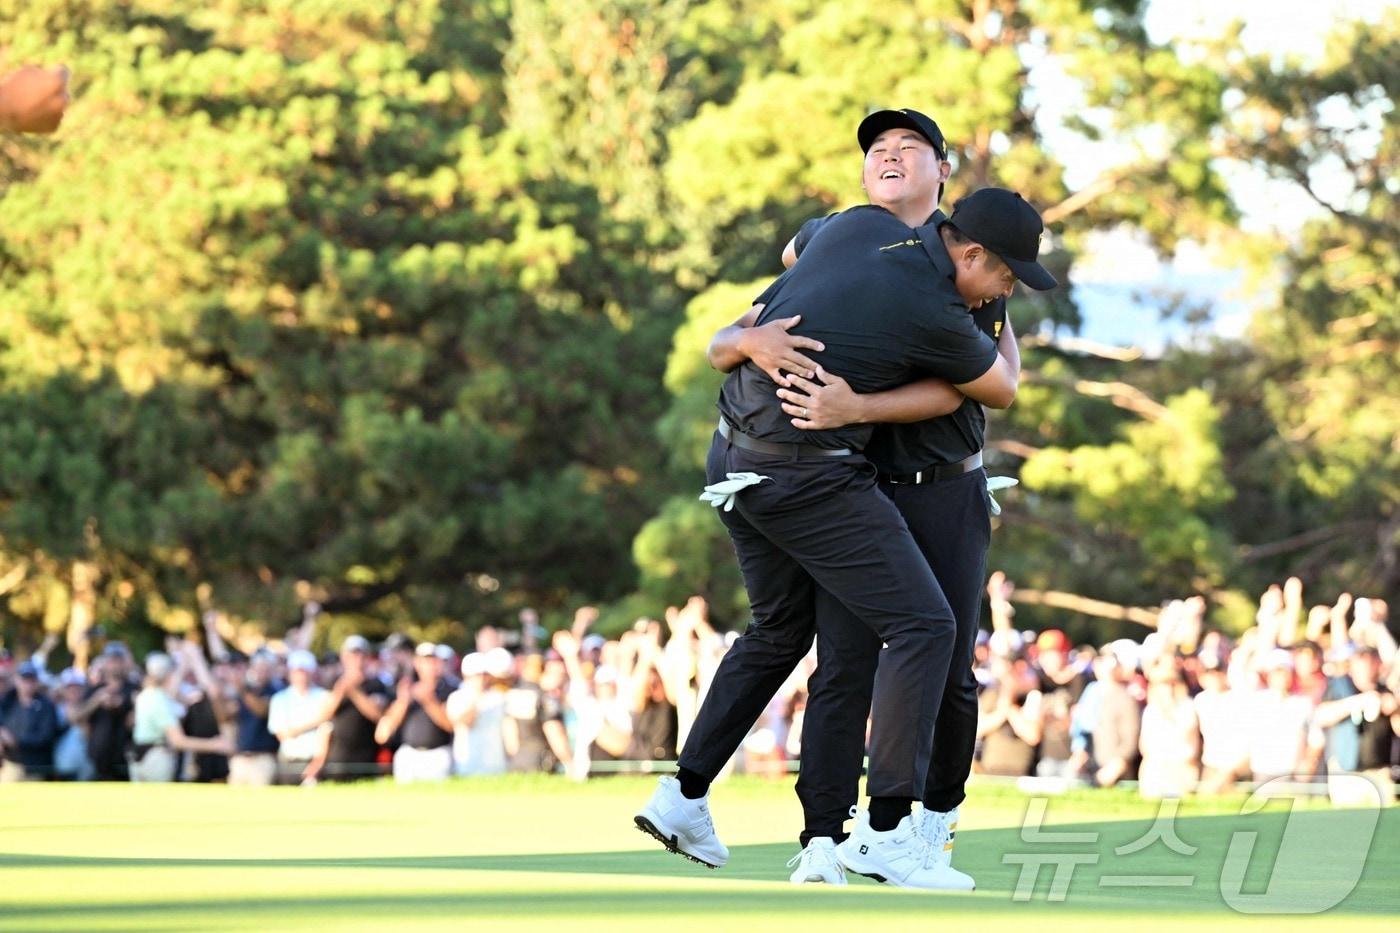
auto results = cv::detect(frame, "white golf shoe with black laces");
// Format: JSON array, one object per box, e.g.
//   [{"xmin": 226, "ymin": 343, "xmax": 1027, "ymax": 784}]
[
  {"xmin": 786, "ymin": 837, "xmax": 847, "ymax": 885},
  {"xmin": 634, "ymin": 775, "xmax": 730, "ymax": 868}
]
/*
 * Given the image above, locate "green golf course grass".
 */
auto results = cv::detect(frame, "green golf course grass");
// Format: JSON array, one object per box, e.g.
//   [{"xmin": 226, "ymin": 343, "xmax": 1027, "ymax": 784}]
[{"xmin": 0, "ymin": 775, "xmax": 1395, "ymax": 930}]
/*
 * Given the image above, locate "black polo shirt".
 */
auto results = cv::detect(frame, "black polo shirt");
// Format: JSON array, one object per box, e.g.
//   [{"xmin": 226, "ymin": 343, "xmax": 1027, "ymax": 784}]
[
  {"xmin": 720, "ymin": 205, "xmax": 998, "ymax": 451},
  {"xmin": 781, "ymin": 208, "xmax": 1007, "ymax": 472},
  {"xmin": 399, "ymin": 679, "xmax": 453, "ymax": 750},
  {"xmin": 328, "ymin": 678, "xmax": 388, "ymax": 765}
]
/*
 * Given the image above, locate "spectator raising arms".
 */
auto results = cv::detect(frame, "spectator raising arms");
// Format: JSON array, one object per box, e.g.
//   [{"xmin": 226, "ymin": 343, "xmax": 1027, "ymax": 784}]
[
  {"xmin": 1032, "ymin": 629, "xmax": 1088, "ymax": 779},
  {"xmin": 503, "ymin": 652, "xmax": 571, "ymax": 774},
  {"xmin": 448, "ymin": 648, "xmax": 511, "ymax": 777},
  {"xmin": 229, "ymin": 651, "xmax": 281, "ymax": 786},
  {"xmin": 0, "ymin": 572, "xmax": 1391, "ymax": 797},
  {"xmin": 1315, "ymin": 647, "xmax": 1400, "ymax": 804},
  {"xmin": 172, "ymin": 640, "xmax": 231, "ymax": 783},
  {"xmin": 621, "ymin": 623, "xmax": 681, "ymax": 763},
  {"xmin": 73, "ymin": 644, "xmax": 137, "ymax": 781},
  {"xmin": 53, "ymin": 668, "xmax": 94, "ymax": 781},
  {"xmin": 130, "ymin": 653, "xmax": 233, "ymax": 783}
]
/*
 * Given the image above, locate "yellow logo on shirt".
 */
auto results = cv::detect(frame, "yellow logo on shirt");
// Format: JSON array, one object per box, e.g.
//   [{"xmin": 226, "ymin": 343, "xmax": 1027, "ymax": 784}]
[{"xmin": 994, "ymin": 320, "xmax": 1003, "ymax": 337}]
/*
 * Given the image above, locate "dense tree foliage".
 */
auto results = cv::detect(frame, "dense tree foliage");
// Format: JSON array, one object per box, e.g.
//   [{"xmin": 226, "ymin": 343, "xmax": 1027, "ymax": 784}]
[{"xmin": 0, "ymin": 1, "xmax": 1394, "ymax": 654}]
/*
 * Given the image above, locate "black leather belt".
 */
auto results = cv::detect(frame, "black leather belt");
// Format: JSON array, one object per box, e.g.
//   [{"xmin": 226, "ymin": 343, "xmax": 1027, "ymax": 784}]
[
  {"xmin": 718, "ymin": 419, "xmax": 854, "ymax": 458},
  {"xmin": 884, "ymin": 450, "xmax": 982, "ymax": 484}
]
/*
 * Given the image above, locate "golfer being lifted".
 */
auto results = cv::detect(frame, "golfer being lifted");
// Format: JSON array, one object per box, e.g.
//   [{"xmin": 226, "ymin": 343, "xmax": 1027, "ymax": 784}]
[{"xmin": 636, "ymin": 108, "xmax": 1057, "ymax": 889}]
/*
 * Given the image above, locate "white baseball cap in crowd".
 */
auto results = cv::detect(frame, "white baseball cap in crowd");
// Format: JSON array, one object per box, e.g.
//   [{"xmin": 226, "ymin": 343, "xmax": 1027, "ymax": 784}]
[
  {"xmin": 415, "ymin": 642, "xmax": 438, "ymax": 658},
  {"xmin": 989, "ymin": 628, "xmax": 1024, "ymax": 658},
  {"xmin": 1262, "ymin": 647, "xmax": 1295, "ymax": 671},
  {"xmin": 460, "ymin": 652, "xmax": 486, "ymax": 677},
  {"xmin": 59, "ymin": 666, "xmax": 87, "ymax": 687},
  {"xmin": 287, "ymin": 649, "xmax": 318, "ymax": 671},
  {"xmin": 433, "ymin": 643, "xmax": 455, "ymax": 661},
  {"xmin": 145, "ymin": 652, "xmax": 175, "ymax": 681},
  {"xmin": 483, "ymin": 647, "xmax": 515, "ymax": 679},
  {"xmin": 1105, "ymin": 639, "xmax": 1141, "ymax": 670},
  {"xmin": 341, "ymin": 634, "xmax": 371, "ymax": 654},
  {"xmin": 580, "ymin": 633, "xmax": 607, "ymax": 653}
]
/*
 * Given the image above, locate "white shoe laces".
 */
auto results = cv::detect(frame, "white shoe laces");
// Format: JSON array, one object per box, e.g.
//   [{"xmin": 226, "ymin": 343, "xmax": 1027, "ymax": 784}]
[
  {"xmin": 911, "ymin": 829, "xmax": 941, "ymax": 870},
  {"xmin": 787, "ymin": 842, "xmax": 838, "ymax": 871},
  {"xmin": 919, "ymin": 810, "xmax": 950, "ymax": 850}
]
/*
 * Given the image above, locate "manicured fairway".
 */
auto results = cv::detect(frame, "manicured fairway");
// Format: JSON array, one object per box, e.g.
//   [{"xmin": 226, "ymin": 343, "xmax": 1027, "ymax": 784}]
[{"xmin": 0, "ymin": 776, "xmax": 1395, "ymax": 931}]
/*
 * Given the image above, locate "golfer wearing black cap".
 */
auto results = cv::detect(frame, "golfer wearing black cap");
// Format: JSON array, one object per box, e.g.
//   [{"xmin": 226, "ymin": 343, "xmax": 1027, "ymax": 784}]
[
  {"xmin": 707, "ymin": 109, "xmax": 1051, "ymax": 886},
  {"xmin": 635, "ymin": 109, "xmax": 1056, "ymax": 889}
]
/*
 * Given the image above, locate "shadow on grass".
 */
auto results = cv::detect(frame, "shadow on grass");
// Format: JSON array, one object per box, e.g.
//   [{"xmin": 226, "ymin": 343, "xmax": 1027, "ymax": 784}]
[{"xmin": 1, "ymin": 808, "xmax": 1396, "ymax": 920}]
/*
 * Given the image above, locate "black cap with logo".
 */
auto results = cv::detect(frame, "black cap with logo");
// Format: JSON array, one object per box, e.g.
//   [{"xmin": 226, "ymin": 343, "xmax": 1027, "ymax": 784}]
[
  {"xmin": 857, "ymin": 109, "xmax": 948, "ymax": 160},
  {"xmin": 947, "ymin": 188, "xmax": 1057, "ymax": 290}
]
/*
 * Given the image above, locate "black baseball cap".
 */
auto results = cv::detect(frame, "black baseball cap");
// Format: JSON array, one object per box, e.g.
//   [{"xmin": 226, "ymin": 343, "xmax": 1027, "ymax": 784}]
[
  {"xmin": 857, "ymin": 109, "xmax": 947, "ymax": 160},
  {"xmin": 947, "ymin": 188, "xmax": 1058, "ymax": 290}
]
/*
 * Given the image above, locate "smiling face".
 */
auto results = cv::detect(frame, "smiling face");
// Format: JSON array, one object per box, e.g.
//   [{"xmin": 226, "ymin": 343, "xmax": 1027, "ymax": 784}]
[{"xmin": 861, "ymin": 128, "xmax": 948, "ymax": 223}]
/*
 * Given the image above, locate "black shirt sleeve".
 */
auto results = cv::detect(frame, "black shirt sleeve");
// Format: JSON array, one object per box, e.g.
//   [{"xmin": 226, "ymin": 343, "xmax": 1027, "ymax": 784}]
[
  {"xmin": 753, "ymin": 212, "xmax": 840, "ymax": 305},
  {"xmin": 972, "ymin": 297, "xmax": 1007, "ymax": 340},
  {"xmin": 753, "ymin": 266, "xmax": 794, "ymax": 308},
  {"xmin": 792, "ymin": 212, "xmax": 839, "ymax": 258},
  {"xmin": 906, "ymin": 304, "xmax": 1001, "ymax": 385}
]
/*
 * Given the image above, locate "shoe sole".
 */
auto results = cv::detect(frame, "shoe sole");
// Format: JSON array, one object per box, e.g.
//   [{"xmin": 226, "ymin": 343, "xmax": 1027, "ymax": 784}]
[
  {"xmin": 839, "ymin": 855, "xmax": 973, "ymax": 891},
  {"xmin": 850, "ymin": 870, "xmax": 974, "ymax": 890},
  {"xmin": 633, "ymin": 815, "xmax": 723, "ymax": 869}
]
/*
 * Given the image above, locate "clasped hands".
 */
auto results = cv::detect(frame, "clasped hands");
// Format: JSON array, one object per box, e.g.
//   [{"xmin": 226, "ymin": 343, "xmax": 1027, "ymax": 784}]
[{"xmin": 741, "ymin": 314, "xmax": 861, "ymax": 430}]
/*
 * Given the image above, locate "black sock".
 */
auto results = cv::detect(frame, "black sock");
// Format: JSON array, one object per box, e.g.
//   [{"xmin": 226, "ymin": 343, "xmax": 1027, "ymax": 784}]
[
  {"xmin": 676, "ymin": 767, "xmax": 709, "ymax": 800},
  {"xmin": 868, "ymin": 796, "xmax": 913, "ymax": 832}
]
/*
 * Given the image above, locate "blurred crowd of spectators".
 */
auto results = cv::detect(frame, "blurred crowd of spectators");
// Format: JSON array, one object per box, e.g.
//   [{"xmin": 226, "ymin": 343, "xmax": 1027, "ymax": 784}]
[
  {"xmin": 1, "ymin": 577, "xmax": 1396, "ymax": 802},
  {"xmin": 972, "ymin": 574, "xmax": 1398, "ymax": 803}
]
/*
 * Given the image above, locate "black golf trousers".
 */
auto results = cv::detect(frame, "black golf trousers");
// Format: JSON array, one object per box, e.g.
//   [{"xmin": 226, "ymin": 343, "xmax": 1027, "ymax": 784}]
[
  {"xmin": 797, "ymin": 468, "xmax": 991, "ymax": 844},
  {"xmin": 676, "ymin": 432, "xmax": 957, "ymax": 799}
]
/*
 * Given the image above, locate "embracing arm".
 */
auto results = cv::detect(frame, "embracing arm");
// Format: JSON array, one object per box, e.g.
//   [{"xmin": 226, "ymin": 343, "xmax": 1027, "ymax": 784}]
[
  {"xmin": 708, "ymin": 305, "xmax": 824, "ymax": 386},
  {"xmin": 778, "ymin": 367, "xmax": 965, "ymax": 430},
  {"xmin": 780, "ymin": 309, "xmax": 1022, "ymax": 428},
  {"xmin": 708, "ymin": 306, "xmax": 763, "ymax": 373},
  {"xmin": 955, "ymin": 314, "xmax": 1020, "ymax": 409},
  {"xmin": 781, "ymin": 237, "xmax": 799, "ymax": 268}
]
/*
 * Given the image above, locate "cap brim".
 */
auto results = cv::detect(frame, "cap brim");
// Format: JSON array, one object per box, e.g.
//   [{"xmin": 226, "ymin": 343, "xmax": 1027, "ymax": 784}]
[
  {"xmin": 857, "ymin": 110, "xmax": 940, "ymax": 155},
  {"xmin": 1003, "ymin": 256, "xmax": 1058, "ymax": 291}
]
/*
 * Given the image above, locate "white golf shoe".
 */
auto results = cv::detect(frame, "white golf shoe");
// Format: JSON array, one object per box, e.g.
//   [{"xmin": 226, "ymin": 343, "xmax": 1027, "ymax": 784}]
[
  {"xmin": 836, "ymin": 808, "xmax": 976, "ymax": 890},
  {"xmin": 634, "ymin": 775, "xmax": 729, "ymax": 868},
  {"xmin": 786, "ymin": 837, "xmax": 847, "ymax": 885}
]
